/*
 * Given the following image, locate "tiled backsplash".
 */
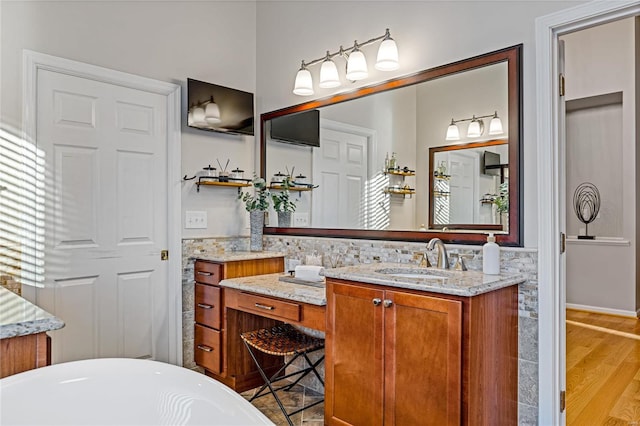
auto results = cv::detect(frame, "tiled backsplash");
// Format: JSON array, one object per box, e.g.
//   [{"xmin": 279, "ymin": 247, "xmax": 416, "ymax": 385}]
[{"xmin": 182, "ymin": 235, "xmax": 539, "ymax": 425}]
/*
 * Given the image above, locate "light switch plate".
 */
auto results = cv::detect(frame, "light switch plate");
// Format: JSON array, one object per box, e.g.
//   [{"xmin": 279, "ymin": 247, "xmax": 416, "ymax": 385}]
[
  {"xmin": 185, "ymin": 210, "xmax": 207, "ymax": 229},
  {"xmin": 293, "ymin": 212, "xmax": 309, "ymax": 227}
]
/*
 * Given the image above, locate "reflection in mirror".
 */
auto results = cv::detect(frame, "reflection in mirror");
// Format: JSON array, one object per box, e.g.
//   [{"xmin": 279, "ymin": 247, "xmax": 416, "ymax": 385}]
[
  {"xmin": 261, "ymin": 45, "xmax": 522, "ymax": 246},
  {"xmin": 429, "ymin": 140, "xmax": 508, "ymax": 231}
]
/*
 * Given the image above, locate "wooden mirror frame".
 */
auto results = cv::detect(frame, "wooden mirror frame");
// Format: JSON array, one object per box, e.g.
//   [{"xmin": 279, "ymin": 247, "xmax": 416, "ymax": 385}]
[
  {"xmin": 428, "ymin": 139, "xmax": 509, "ymax": 232},
  {"xmin": 260, "ymin": 44, "xmax": 522, "ymax": 246}
]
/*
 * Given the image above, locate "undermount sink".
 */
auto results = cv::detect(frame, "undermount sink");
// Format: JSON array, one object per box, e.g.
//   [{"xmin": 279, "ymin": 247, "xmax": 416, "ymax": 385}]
[{"xmin": 375, "ymin": 268, "xmax": 452, "ymax": 280}]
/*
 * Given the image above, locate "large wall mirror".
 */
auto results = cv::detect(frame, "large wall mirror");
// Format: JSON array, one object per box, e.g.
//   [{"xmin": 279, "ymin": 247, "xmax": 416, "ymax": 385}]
[{"xmin": 260, "ymin": 45, "xmax": 522, "ymax": 246}]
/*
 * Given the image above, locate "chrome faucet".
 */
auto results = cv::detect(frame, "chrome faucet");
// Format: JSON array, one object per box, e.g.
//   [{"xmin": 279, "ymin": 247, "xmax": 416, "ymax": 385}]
[{"xmin": 427, "ymin": 238, "xmax": 449, "ymax": 269}]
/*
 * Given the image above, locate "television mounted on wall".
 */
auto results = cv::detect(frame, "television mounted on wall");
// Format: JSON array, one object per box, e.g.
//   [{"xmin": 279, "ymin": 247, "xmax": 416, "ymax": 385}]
[
  {"xmin": 187, "ymin": 78, "xmax": 254, "ymax": 136},
  {"xmin": 270, "ymin": 109, "xmax": 320, "ymax": 147}
]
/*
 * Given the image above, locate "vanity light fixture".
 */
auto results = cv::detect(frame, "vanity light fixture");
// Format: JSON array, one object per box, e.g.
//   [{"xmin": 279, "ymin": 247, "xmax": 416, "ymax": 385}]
[
  {"xmin": 293, "ymin": 28, "xmax": 399, "ymax": 96},
  {"xmin": 445, "ymin": 111, "xmax": 504, "ymax": 141},
  {"xmin": 188, "ymin": 97, "xmax": 222, "ymax": 126}
]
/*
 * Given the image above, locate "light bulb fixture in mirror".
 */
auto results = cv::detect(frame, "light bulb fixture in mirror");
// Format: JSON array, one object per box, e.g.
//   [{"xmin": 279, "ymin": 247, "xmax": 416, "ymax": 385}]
[
  {"xmin": 188, "ymin": 97, "xmax": 222, "ymax": 127},
  {"xmin": 292, "ymin": 28, "xmax": 399, "ymax": 96},
  {"xmin": 445, "ymin": 111, "xmax": 504, "ymax": 141}
]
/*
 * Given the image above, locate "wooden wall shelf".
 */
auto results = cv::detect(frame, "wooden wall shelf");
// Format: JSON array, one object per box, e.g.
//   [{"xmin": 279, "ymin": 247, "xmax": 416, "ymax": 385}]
[
  {"xmin": 196, "ymin": 181, "xmax": 251, "ymax": 192},
  {"xmin": 385, "ymin": 169, "xmax": 416, "ymax": 177}
]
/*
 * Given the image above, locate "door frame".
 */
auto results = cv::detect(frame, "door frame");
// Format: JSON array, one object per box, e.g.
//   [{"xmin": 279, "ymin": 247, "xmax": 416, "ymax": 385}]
[
  {"xmin": 21, "ymin": 50, "xmax": 183, "ymax": 365},
  {"xmin": 535, "ymin": 1, "xmax": 640, "ymax": 424}
]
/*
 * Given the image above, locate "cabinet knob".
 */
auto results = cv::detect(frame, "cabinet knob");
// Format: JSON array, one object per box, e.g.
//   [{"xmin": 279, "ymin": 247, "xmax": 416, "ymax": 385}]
[
  {"xmin": 383, "ymin": 299, "xmax": 393, "ymax": 308},
  {"xmin": 372, "ymin": 298, "xmax": 382, "ymax": 306}
]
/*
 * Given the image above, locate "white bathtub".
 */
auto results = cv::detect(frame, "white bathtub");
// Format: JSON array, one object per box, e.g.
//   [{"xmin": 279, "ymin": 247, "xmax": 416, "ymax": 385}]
[{"xmin": 0, "ymin": 358, "xmax": 273, "ymax": 425}]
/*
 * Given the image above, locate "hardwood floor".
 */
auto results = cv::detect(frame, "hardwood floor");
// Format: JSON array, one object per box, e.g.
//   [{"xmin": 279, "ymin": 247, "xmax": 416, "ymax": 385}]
[{"xmin": 567, "ymin": 309, "xmax": 640, "ymax": 425}]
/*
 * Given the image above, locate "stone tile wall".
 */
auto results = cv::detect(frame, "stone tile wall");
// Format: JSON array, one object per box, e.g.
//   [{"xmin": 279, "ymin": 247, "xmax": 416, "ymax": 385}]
[{"xmin": 181, "ymin": 235, "xmax": 539, "ymax": 425}]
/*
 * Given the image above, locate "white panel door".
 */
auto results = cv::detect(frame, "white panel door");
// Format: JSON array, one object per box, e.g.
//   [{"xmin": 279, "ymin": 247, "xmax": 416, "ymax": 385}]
[
  {"xmin": 312, "ymin": 128, "xmax": 368, "ymax": 228},
  {"xmin": 448, "ymin": 151, "xmax": 479, "ymax": 224},
  {"xmin": 36, "ymin": 69, "xmax": 169, "ymax": 363}
]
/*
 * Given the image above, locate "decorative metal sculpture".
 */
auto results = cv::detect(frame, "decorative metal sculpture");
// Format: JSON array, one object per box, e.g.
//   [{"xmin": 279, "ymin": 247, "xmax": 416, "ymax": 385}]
[{"xmin": 573, "ymin": 182, "xmax": 600, "ymax": 240}]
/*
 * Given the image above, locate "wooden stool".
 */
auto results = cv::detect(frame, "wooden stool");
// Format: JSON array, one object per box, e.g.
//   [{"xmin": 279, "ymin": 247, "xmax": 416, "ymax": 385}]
[{"xmin": 240, "ymin": 324, "xmax": 324, "ymax": 425}]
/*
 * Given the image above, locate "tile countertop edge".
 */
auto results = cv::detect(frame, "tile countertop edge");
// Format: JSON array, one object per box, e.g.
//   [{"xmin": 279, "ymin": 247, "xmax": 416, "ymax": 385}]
[
  {"xmin": 219, "ymin": 273, "xmax": 327, "ymax": 306},
  {"xmin": 323, "ymin": 263, "xmax": 527, "ymax": 297},
  {"xmin": 191, "ymin": 251, "xmax": 286, "ymax": 263},
  {"xmin": 0, "ymin": 287, "xmax": 65, "ymax": 339},
  {"xmin": 1, "ymin": 318, "xmax": 66, "ymax": 339}
]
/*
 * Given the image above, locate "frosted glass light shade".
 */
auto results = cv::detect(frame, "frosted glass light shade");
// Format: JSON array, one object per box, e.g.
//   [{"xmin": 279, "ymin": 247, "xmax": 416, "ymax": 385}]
[
  {"xmin": 319, "ymin": 58, "xmax": 340, "ymax": 88},
  {"xmin": 489, "ymin": 114, "xmax": 504, "ymax": 135},
  {"xmin": 445, "ymin": 122, "xmax": 460, "ymax": 141},
  {"xmin": 467, "ymin": 118, "xmax": 483, "ymax": 138},
  {"xmin": 192, "ymin": 106, "xmax": 206, "ymax": 125},
  {"xmin": 375, "ymin": 38, "xmax": 399, "ymax": 71},
  {"xmin": 205, "ymin": 102, "xmax": 221, "ymax": 124},
  {"xmin": 346, "ymin": 49, "xmax": 368, "ymax": 81},
  {"xmin": 293, "ymin": 67, "xmax": 314, "ymax": 96}
]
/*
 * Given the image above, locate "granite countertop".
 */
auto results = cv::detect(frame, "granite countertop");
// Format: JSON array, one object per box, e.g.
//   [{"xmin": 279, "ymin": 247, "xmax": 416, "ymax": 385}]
[
  {"xmin": 0, "ymin": 287, "xmax": 65, "ymax": 339},
  {"xmin": 219, "ymin": 273, "xmax": 326, "ymax": 306},
  {"xmin": 194, "ymin": 251, "xmax": 285, "ymax": 263},
  {"xmin": 323, "ymin": 263, "xmax": 527, "ymax": 297}
]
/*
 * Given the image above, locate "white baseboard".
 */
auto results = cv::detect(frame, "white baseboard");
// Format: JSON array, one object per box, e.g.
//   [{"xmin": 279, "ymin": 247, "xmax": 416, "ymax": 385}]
[{"xmin": 566, "ymin": 303, "xmax": 637, "ymax": 318}]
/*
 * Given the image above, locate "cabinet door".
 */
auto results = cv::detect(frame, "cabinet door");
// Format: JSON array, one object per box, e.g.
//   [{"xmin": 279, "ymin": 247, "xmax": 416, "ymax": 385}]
[
  {"xmin": 326, "ymin": 280, "xmax": 385, "ymax": 426},
  {"xmin": 384, "ymin": 291, "xmax": 462, "ymax": 426}
]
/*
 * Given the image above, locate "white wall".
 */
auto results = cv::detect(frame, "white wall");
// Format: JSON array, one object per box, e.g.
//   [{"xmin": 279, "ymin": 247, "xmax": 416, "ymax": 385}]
[
  {"xmin": 0, "ymin": 1, "xmax": 257, "ymax": 239},
  {"xmin": 255, "ymin": 0, "xmax": 587, "ymax": 248},
  {"xmin": 562, "ymin": 18, "xmax": 636, "ymax": 314}
]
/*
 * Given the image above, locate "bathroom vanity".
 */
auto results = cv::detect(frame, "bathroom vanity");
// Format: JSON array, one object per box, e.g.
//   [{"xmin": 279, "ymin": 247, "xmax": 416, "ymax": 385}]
[
  {"xmin": 0, "ymin": 286, "xmax": 64, "ymax": 378},
  {"xmin": 192, "ymin": 252, "xmax": 285, "ymax": 391},
  {"xmin": 323, "ymin": 264, "xmax": 525, "ymax": 426}
]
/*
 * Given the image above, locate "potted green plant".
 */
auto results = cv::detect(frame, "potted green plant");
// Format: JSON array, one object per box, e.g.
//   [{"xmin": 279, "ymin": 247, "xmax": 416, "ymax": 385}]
[
  {"xmin": 271, "ymin": 176, "xmax": 296, "ymax": 227},
  {"xmin": 239, "ymin": 176, "xmax": 269, "ymax": 250},
  {"xmin": 494, "ymin": 182, "xmax": 509, "ymax": 226}
]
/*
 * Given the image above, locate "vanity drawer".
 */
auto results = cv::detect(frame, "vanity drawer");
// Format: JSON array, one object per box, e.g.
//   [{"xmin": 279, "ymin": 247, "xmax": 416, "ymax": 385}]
[
  {"xmin": 195, "ymin": 284, "xmax": 221, "ymax": 330},
  {"xmin": 194, "ymin": 324, "xmax": 221, "ymax": 374},
  {"xmin": 194, "ymin": 261, "xmax": 222, "ymax": 285},
  {"xmin": 238, "ymin": 292, "xmax": 301, "ymax": 322}
]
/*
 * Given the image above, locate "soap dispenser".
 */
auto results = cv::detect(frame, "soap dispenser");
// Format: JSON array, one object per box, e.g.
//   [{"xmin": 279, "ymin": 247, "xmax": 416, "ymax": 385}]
[{"xmin": 482, "ymin": 233, "xmax": 500, "ymax": 275}]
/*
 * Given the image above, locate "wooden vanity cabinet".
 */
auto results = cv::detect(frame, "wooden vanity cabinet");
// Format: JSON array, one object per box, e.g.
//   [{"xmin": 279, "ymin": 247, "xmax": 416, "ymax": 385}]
[
  {"xmin": 325, "ymin": 278, "xmax": 518, "ymax": 426},
  {"xmin": 193, "ymin": 257, "xmax": 284, "ymax": 391}
]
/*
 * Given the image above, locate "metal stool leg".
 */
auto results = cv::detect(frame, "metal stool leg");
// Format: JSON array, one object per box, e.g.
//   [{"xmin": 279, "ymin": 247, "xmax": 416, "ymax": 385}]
[{"xmin": 242, "ymin": 339, "xmax": 295, "ymax": 426}]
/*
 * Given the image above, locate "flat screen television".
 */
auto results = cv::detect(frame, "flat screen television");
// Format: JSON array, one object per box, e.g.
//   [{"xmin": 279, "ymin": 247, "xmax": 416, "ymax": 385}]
[
  {"xmin": 482, "ymin": 150, "xmax": 502, "ymax": 176},
  {"xmin": 187, "ymin": 78, "xmax": 254, "ymax": 136},
  {"xmin": 270, "ymin": 109, "xmax": 320, "ymax": 147}
]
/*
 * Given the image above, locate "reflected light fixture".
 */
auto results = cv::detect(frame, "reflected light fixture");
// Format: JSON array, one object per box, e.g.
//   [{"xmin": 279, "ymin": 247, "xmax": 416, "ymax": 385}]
[
  {"xmin": 188, "ymin": 97, "xmax": 222, "ymax": 128},
  {"xmin": 192, "ymin": 105, "xmax": 206, "ymax": 125},
  {"xmin": 445, "ymin": 111, "xmax": 504, "ymax": 141},
  {"xmin": 488, "ymin": 111, "xmax": 503, "ymax": 135},
  {"xmin": 293, "ymin": 28, "xmax": 399, "ymax": 96},
  {"xmin": 466, "ymin": 116, "xmax": 483, "ymax": 138},
  {"xmin": 204, "ymin": 96, "xmax": 221, "ymax": 124}
]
